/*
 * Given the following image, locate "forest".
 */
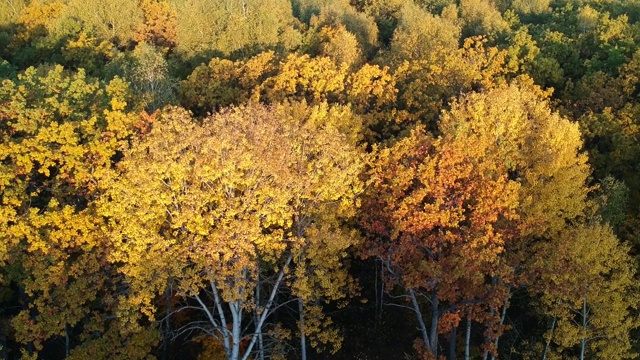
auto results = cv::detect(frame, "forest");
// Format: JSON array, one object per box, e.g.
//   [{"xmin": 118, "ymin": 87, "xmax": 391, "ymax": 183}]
[{"xmin": 1, "ymin": 0, "xmax": 640, "ymax": 358}]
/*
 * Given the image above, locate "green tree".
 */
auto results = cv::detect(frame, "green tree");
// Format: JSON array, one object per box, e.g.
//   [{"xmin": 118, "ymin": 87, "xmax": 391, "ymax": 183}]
[
  {"xmin": 293, "ymin": 0, "xmax": 379, "ymax": 56},
  {"xmin": 64, "ymin": 0, "xmax": 144, "ymax": 47},
  {"xmin": 172, "ymin": 0, "xmax": 300, "ymax": 57},
  {"xmin": 378, "ymin": 1, "xmax": 460, "ymax": 66}
]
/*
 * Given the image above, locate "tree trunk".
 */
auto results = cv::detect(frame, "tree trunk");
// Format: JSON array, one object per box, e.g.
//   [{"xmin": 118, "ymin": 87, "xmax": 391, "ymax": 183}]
[
  {"xmin": 241, "ymin": 253, "xmax": 293, "ymax": 360},
  {"xmin": 542, "ymin": 316, "xmax": 556, "ymax": 360},
  {"xmin": 162, "ymin": 286, "xmax": 172, "ymax": 360},
  {"xmin": 465, "ymin": 318, "xmax": 471, "ymax": 360},
  {"xmin": 409, "ymin": 288, "xmax": 431, "ymax": 351},
  {"xmin": 65, "ymin": 324, "xmax": 70, "ymax": 358},
  {"xmin": 580, "ymin": 296, "xmax": 587, "ymax": 360},
  {"xmin": 230, "ymin": 301, "xmax": 242, "ymax": 360},
  {"xmin": 481, "ymin": 307, "xmax": 494, "ymax": 360},
  {"xmin": 449, "ymin": 324, "xmax": 457, "ymax": 360},
  {"xmin": 255, "ymin": 269, "xmax": 265, "ymax": 360},
  {"xmin": 207, "ymin": 281, "xmax": 231, "ymax": 358},
  {"xmin": 429, "ymin": 290, "xmax": 440, "ymax": 357},
  {"xmin": 490, "ymin": 300, "xmax": 508, "ymax": 360},
  {"xmin": 299, "ymin": 298, "xmax": 307, "ymax": 360}
]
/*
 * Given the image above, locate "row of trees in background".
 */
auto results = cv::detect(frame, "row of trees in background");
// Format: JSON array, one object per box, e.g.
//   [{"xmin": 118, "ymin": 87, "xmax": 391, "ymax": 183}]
[{"xmin": 2, "ymin": 0, "xmax": 640, "ymax": 359}]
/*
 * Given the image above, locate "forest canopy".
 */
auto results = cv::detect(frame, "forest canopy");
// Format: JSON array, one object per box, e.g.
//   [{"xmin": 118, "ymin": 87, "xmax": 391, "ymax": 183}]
[{"xmin": 2, "ymin": 0, "xmax": 640, "ymax": 359}]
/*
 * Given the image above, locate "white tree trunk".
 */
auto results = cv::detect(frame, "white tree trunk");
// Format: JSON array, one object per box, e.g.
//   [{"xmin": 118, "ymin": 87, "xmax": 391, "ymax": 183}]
[
  {"xmin": 465, "ymin": 317, "xmax": 471, "ymax": 360},
  {"xmin": 409, "ymin": 288, "xmax": 432, "ymax": 351},
  {"xmin": 299, "ymin": 298, "xmax": 307, "ymax": 360},
  {"xmin": 542, "ymin": 316, "xmax": 556, "ymax": 360}
]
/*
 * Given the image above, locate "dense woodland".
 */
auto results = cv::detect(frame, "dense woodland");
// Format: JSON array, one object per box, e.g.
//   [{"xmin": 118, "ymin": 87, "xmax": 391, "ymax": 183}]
[{"xmin": 2, "ymin": 0, "xmax": 640, "ymax": 359}]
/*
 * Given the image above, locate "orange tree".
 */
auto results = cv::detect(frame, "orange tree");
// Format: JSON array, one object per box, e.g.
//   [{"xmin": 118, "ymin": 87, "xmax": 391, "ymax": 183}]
[{"xmin": 359, "ymin": 80, "xmax": 632, "ymax": 358}]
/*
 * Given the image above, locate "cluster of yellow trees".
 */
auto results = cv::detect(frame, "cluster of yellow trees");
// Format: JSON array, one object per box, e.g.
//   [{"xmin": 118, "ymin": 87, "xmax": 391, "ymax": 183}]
[{"xmin": 2, "ymin": 0, "xmax": 640, "ymax": 359}]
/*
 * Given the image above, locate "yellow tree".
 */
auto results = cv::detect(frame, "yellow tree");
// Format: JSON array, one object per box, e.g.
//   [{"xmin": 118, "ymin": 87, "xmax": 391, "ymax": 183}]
[
  {"xmin": 133, "ymin": 0, "xmax": 177, "ymax": 50},
  {"xmin": 344, "ymin": 63, "xmax": 398, "ymax": 142},
  {"xmin": 99, "ymin": 104, "xmax": 365, "ymax": 360},
  {"xmin": 392, "ymin": 36, "xmax": 513, "ymax": 133},
  {"xmin": 0, "ymin": 66, "xmax": 156, "ymax": 358},
  {"xmin": 180, "ymin": 51, "xmax": 278, "ymax": 115},
  {"xmin": 315, "ymin": 25, "xmax": 365, "ymax": 70},
  {"xmin": 260, "ymin": 53, "xmax": 349, "ymax": 104},
  {"xmin": 534, "ymin": 223, "xmax": 638, "ymax": 360}
]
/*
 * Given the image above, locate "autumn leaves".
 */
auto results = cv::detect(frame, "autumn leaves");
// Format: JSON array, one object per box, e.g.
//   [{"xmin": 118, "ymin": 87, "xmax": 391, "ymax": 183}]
[
  {"xmin": 98, "ymin": 104, "xmax": 366, "ymax": 360},
  {"xmin": 361, "ymin": 83, "xmax": 636, "ymax": 359},
  {"xmin": 1, "ymin": 55, "xmax": 638, "ymax": 360},
  {"xmin": 1, "ymin": 62, "xmax": 637, "ymax": 359}
]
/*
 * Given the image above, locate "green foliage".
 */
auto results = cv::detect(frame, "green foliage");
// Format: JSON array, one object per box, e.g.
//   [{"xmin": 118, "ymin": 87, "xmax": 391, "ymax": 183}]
[
  {"xmin": 172, "ymin": 0, "xmax": 300, "ymax": 57},
  {"xmin": 0, "ymin": 0, "xmax": 29, "ymax": 26},
  {"xmin": 510, "ymin": 0, "xmax": 552, "ymax": 16},
  {"xmin": 293, "ymin": 0, "xmax": 379, "ymax": 56},
  {"xmin": 595, "ymin": 176, "xmax": 629, "ymax": 232},
  {"xmin": 459, "ymin": 0, "xmax": 509, "ymax": 39},
  {"xmin": 378, "ymin": 1, "xmax": 460, "ymax": 66},
  {"xmin": 119, "ymin": 42, "xmax": 176, "ymax": 111},
  {"xmin": 64, "ymin": 0, "xmax": 144, "ymax": 47}
]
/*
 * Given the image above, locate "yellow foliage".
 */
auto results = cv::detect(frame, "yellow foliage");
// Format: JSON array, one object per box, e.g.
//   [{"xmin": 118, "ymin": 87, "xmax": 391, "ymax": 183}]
[
  {"xmin": 261, "ymin": 53, "xmax": 348, "ymax": 104},
  {"xmin": 1, "ymin": 66, "xmax": 145, "ymax": 354},
  {"xmin": 134, "ymin": 0, "xmax": 177, "ymax": 49},
  {"xmin": 99, "ymin": 103, "xmax": 365, "ymax": 357},
  {"xmin": 361, "ymin": 81, "xmax": 599, "ymax": 355},
  {"xmin": 394, "ymin": 37, "xmax": 513, "ymax": 129},
  {"xmin": 534, "ymin": 223, "xmax": 638, "ymax": 359},
  {"xmin": 317, "ymin": 25, "xmax": 365, "ymax": 70}
]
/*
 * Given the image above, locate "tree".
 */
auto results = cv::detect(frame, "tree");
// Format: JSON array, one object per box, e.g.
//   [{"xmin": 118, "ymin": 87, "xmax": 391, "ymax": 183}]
[
  {"xmin": 6, "ymin": 0, "xmax": 67, "ymax": 68},
  {"xmin": 123, "ymin": 42, "xmax": 176, "ymax": 112},
  {"xmin": 173, "ymin": 0, "xmax": 300, "ymax": 57},
  {"xmin": 392, "ymin": 36, "xmax": 513, "ymax": 132},
  {"xmin": 0, "ymin": 0, "xmax": 28, "ymax": 26},
  {"xmin": 0, "ymin": 66, "xmax": 156, "ymax": 358},
  {"xmin": 315, "ymin": 25, "xmax": 365, "ymax": 70},
  {"xmin": 179, "ymin": 51, "xmax": 278, "ymax": 115},
  {"xmin": 64, "ymin": 0, "xmax": 144, "ymax": 47},
  {"xmin": 133, "ymin": 0, "xmax": 177, "ymax": 50},
  {"xmin": 509, "ymin": 0, "xmax": 551, "ymax": 16},
  {"xmin": 261, "ymin": 53, "xmax": 349, "ymax": 104},
  {"xmin": 361, "ymin": 80, "xmax": 599, "ymax": 358},
  {"xmin": 292, "ymin": 0, "xmax": 379, "ymax": 57},
  {"xmin": 360, "ymin": 87, "xmax": 522, "ymax": 358},
  {"xmin": 99, "ymin": 104, "xmax": 365, "ymax": 360},
  {"xmin": 459, "ymin": 0, "xmax": 508, "ymax": 40},
  {"xmin": 379, "ymin": 1, "xmax": 460, "ymax": 67},
  {"xmin": 533, "ymin": 223, "xmax": 638, "ymax": 359}
]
